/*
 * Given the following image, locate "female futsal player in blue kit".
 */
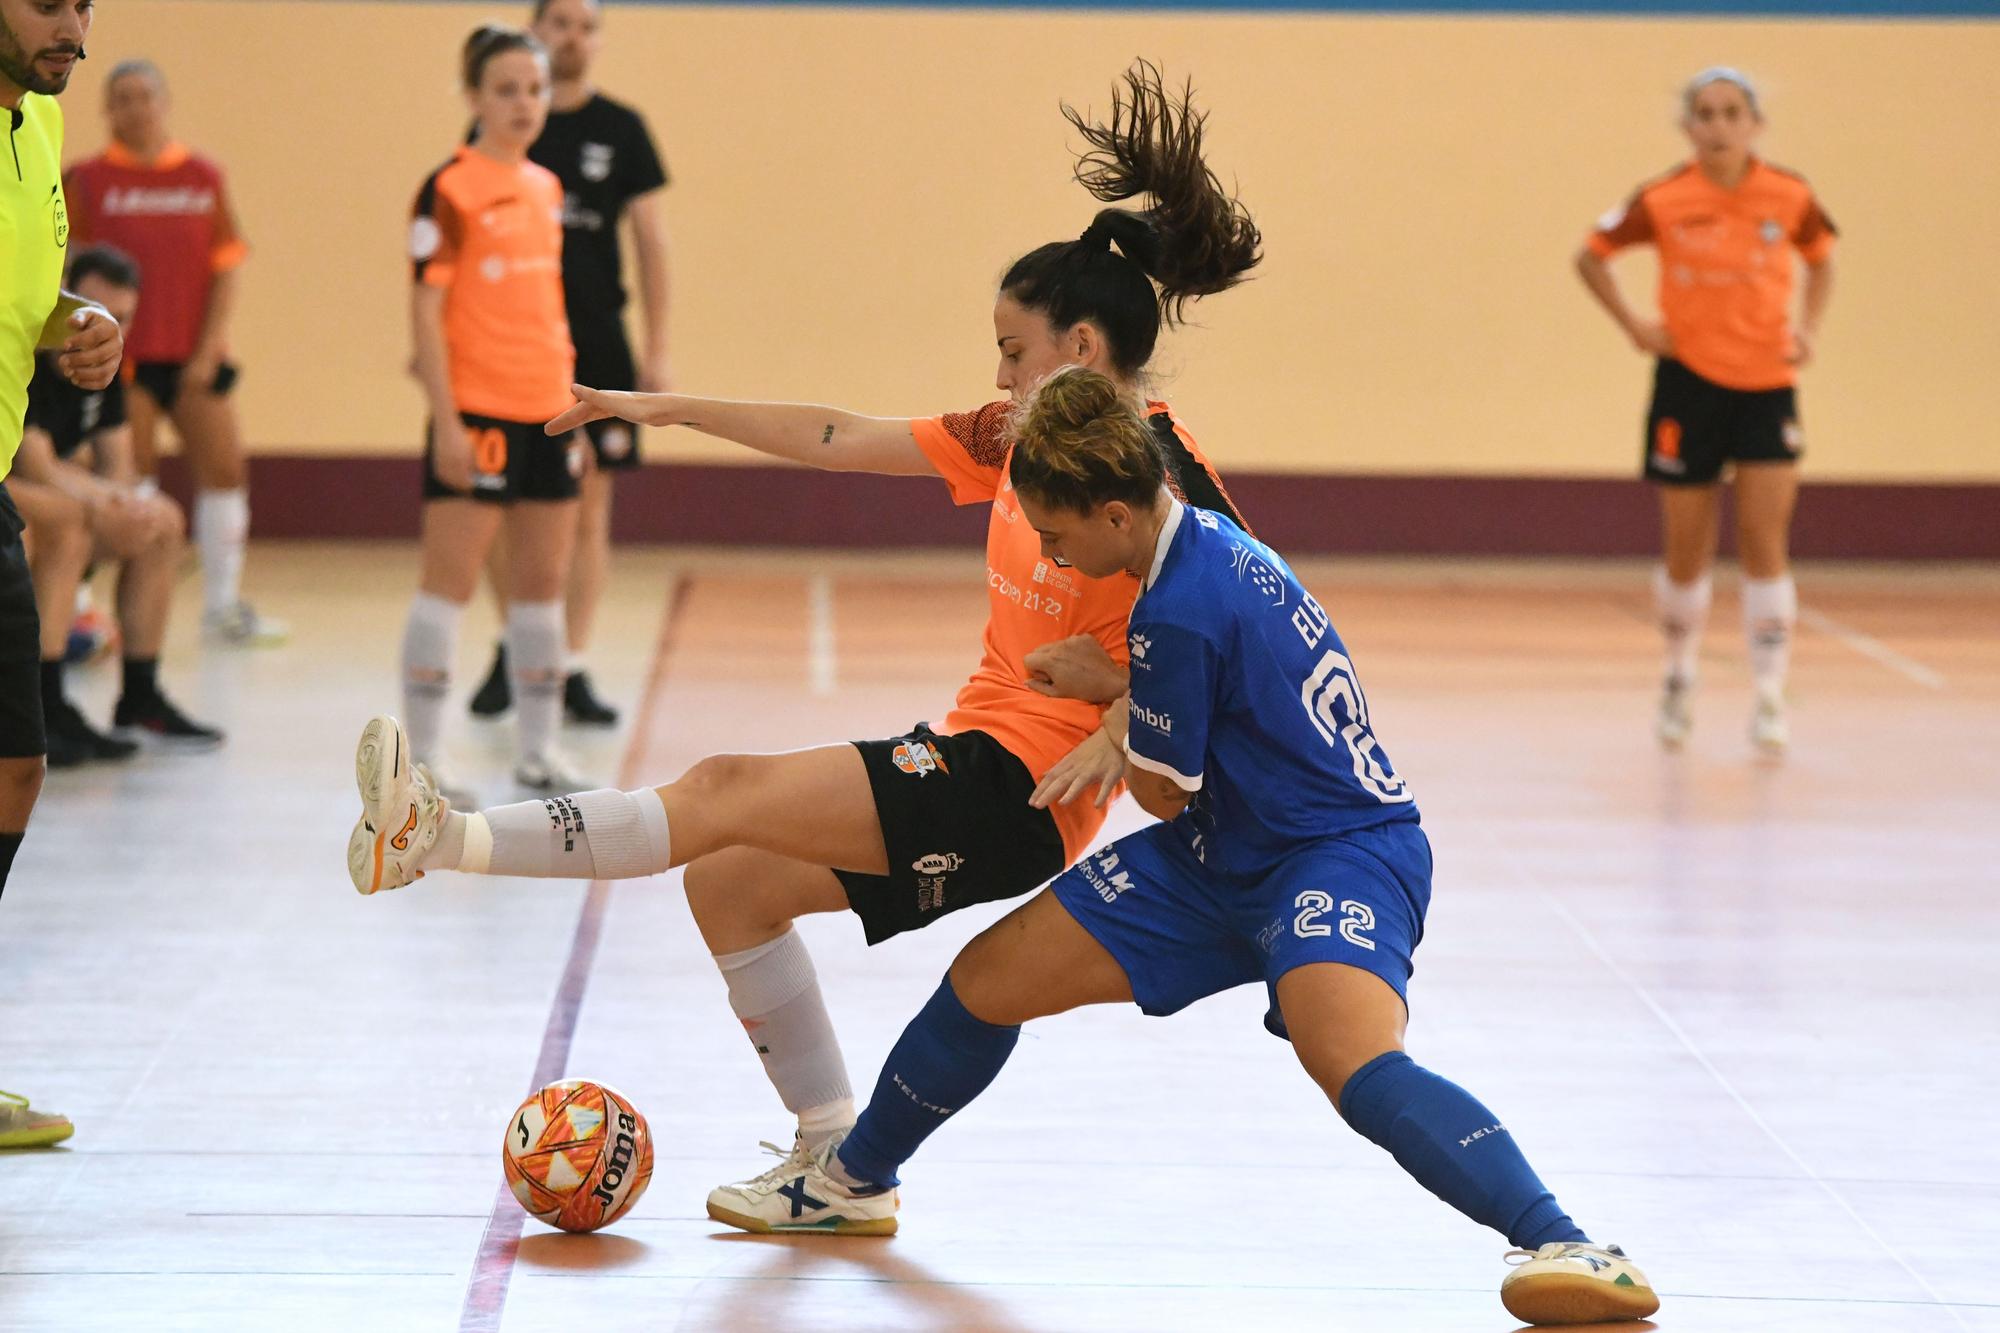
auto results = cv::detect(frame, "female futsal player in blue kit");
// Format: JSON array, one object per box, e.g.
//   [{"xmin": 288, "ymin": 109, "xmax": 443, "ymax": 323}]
[{"xmin": 708, "ymin": 368, "xmax": 1661, "ymax": 1328}]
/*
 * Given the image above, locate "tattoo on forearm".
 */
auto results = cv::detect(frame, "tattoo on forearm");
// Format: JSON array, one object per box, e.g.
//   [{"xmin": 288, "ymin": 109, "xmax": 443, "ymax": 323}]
[{"xmin": 820, "ymin": 424, "xmax": 835, "ymax": 446}]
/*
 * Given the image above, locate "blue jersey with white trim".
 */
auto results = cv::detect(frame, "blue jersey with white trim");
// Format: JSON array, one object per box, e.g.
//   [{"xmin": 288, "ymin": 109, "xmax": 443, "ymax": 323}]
[{"xmin": 1124, "ymin": 503, "xmax": 1418, "ymax": 879}]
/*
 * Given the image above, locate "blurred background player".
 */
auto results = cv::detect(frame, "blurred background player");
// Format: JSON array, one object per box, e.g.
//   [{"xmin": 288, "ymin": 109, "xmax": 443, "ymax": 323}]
[
  {"xmin": 702, "ymin": 369, "xmax": 1659, "ymax": 1329},
  {"xmin": 17, "ymin": 244, "xmax": 223, "ymax": 751},
  {"xmin": 400, "ymin": 25, "xmax": 586, "ymax": 800},
  {"xmin": 467, "ymin": 0, "xmax": 672, "ymax": 727},
  {"xmin": 1576, "ymin": 66, "xmax": 1835, "ymax": 754},
  {"xmin": 1, "ymin": 0, "xmax": 124, "ymax": 1150},
  {"xmin": 62, "ymin": 57, "xmax": 286, "ymax": 647},
  {"xmin": 350, "ymin": 60, "xmax": 1255, "ymax": 1210}
]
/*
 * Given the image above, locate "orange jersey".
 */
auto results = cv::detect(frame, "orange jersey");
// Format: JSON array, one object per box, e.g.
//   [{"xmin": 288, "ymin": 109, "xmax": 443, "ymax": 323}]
[
  {"xmin": 1589, "ymin": 158, "xmax": 1836, "ymax": 390},
  {"xmin": 410, "ymin": 148, "xmax": 574, "ymax": 422},
  {"xmin": 911, "ymin": 401, "xmax": 1242, "ymax": 864}
]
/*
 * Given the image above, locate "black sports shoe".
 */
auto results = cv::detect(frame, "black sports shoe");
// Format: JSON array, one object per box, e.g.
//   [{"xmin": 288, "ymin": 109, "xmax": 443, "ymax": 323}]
[
  {"xmin": 564, "ymin": 670, "xmax": 619, "ymax": 727},
  {"xmin": 114, "ymin": 692, "xmax": 226, "ymax": 749},
  {"xmin": 469, "ymin": 642, "xmax": 511, "ymax": 717},
  {"xmin": 44, "ymin": 696, "xmax": 139, "ymax": 766}
]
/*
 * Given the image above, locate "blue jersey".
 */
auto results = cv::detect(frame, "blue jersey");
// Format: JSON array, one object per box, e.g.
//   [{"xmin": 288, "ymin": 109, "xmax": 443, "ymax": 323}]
[{"xmin": 1123, "ymin": 503, "xmax": 1418, "ymax": 879}]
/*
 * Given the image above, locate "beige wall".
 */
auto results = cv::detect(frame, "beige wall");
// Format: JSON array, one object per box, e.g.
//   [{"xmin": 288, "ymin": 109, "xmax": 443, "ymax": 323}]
[{"xmin": 58, "ymin": 3, "xmax": 2000, "ymax": 480}]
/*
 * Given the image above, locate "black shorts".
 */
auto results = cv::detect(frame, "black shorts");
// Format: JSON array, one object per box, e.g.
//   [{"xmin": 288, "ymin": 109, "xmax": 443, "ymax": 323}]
[
  {"xmin": 574, "ymin": 331, "xmax": 641, "ymax": 471},
  {"xmin": 422, "ymin": 413, "xmax": 586, "ymax": 504},
  {"xmin": 1644, "ymin": 358, "xmax": 1802, "ymax": 486},
  {"xmin": 131, "ymin": 359, "xmax": 239, "ymax": 413},
  {"xmin": 0, "ymin": 485, "xmax": 46, "ymax": 760},
  {"xmin": 834, "ymin": 722, "xmax": 1068, "ymax": 945}
]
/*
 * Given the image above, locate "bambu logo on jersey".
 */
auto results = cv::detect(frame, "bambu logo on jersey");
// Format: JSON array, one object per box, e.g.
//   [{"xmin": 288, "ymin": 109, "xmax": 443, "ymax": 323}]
[
  {"xmin": 1129, "ymin": 700, "xmax": 1173, "ymax": 735},
  {"xmin": 891, "ymin": 740, "xmax": 950, "ymax": 778}
]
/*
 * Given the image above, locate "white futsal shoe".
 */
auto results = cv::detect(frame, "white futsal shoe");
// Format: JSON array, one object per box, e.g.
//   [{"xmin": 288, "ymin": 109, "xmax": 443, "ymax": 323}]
[
  {"xmin": 347, "ymin": 714, "xmax": 448, "ymax": 896},
  {"xmin": 1750, "ymin": 688, "xmax": 1789, "ymax": 755},
  {"xmin": 1500, "ymin": 1241, "xmax": 1659, "ymax": 1325},
  {"xmin": 1655, "ymin": 676, "xmax": 1693, "ymax": 750},
  {"xmin": 514, "ymin": 749, "xmax": 589, "ymax": 794},
  {"xmin": 706, "ymin": 1137, "xmax": 898, "ymax": 1236}
]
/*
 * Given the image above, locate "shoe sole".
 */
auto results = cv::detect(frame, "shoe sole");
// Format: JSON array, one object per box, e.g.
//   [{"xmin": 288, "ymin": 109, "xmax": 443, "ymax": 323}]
[
  {"xmin": 350, "ymin": 715, "xmax": 414, "ymax": 896},
  {"xmin": 1501, "ymin": 1272, "xmax": 1660, "ymax": 1325},
  {"xmin": 0, "ymin": 1122, "xmax": 75, "ymax": 1149},
  {"xmin": 704, "ymin": 1199, "xmax": 897, "ymax": 1237}
]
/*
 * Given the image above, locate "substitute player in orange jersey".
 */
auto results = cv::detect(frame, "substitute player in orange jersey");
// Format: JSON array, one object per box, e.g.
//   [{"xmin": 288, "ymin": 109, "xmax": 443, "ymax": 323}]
[
  {"xmin": 348, "ymin": 61, "xmax": 1255, "ymax": 1199},
  {"xmin": 1577, "ymin": 67, "xmax": 1836, "ymax": 754},
  {"xmin": 399, "ymin": 25, "xmax": 589, "ymax": 800}
]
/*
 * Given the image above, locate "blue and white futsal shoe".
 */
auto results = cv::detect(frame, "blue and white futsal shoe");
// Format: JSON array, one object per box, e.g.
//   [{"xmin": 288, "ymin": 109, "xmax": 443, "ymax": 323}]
[
  {"xmin": 1500, "ymin": 1241, "xmax": 1660, "ymax": 1325},
  {"xmin": 346, "ymin": 714, "xmax": 447, "ymax": 896},
  {"xmin": 706, "ymin": 1136, "xmax": 898, "ymax": 1236}
]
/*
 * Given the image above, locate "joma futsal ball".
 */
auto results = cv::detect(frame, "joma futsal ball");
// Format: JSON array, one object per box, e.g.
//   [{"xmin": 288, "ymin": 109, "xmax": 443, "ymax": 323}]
[{"xmin": 502, "ymin": 1079, "xmax": 654, "ymax": 1233}]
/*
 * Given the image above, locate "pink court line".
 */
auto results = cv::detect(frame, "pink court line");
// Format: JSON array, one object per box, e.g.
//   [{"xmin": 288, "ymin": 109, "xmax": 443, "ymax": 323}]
[{"xmin": 458, "ymin": 575, "xmax": 691, "ymax": 1333}]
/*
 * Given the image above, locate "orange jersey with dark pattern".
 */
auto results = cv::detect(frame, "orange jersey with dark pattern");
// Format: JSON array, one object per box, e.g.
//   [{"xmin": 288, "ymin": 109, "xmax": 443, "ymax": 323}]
[
  {"xmin": 910, "ymin": 400, "xmax": 1243, "ymax": 863},
  {"xmin": 1589, "ymin": 158, "xmax": 1836, "ymax": 390},
  {"xmin": 409, "ymin": 148, "xmax": 574, "ymax": 422}
]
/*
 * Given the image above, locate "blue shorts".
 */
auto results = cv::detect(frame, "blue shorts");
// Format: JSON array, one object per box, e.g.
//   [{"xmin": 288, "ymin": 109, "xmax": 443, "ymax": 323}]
[{"xmin": 1052, "ymin": 818, "xmax": 1432, "ymax": 1039}]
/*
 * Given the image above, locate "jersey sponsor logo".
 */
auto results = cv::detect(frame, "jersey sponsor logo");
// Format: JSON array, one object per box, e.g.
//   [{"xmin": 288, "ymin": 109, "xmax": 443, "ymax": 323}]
[
  {"xmin": 102, "ymin": 184, "xmax": 216, "ymax": 217},
  {"xmin": 987, "ymin": 566, "xmax": 1064, "ymax": 619},
  {"xmin": 1230, "ymin": 543, "xmax": 1287, "ymax": 606},
  {"xmin": 561, "ymin": 194, "xmax": 606, "ymax": 233},
  {"xmin": 1759, "ymin": 218, "xmax": 1782, "ymax": 245},
  {"xmin": 580, "ymin": 141, "xmax": 615, "ymax": 182},
  {"xmin": 1194, "ymin": 509, "xmax": 1219, "ymax": 530},
  {"xmin": 1128, "ymin": 632, "xmax": 1152, "ymax": 662},
  {"xmin": 891, "ymin": 739, "xmax": 950, "ymax": 778},
  {"xmin": 598, "ymin": 423, "xmax": 633, "ymax": 460},
  {"xmin": 1129, "ymin": 699, "xmax": 1172, "ymax": 735},
  {"xmin": 1079, "ymin": 847, "xmax": 1136, "ymax": 904},
  {"xmin": 911, "ymin": 852, "xmax": 963, "ymax": 877},
  {"xmin": 409, "ymin": 216, "xmax": 442, "ymax": 261},
  {"xmin": 1031, "ymin": 560, "xmax": 1078, "ymax": 593}
]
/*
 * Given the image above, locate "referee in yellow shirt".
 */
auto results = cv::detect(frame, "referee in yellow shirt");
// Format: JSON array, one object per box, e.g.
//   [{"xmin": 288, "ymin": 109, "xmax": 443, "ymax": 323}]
[{"xmin": 2, "ymin": 0, "xmax": 125, "ymax": 1149}]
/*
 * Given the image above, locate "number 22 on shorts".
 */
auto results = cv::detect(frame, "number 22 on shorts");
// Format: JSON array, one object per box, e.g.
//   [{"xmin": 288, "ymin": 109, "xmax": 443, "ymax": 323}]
[{"xmin": 1294, "ymin": 890, "xmax": 1377, "ymax": 950}]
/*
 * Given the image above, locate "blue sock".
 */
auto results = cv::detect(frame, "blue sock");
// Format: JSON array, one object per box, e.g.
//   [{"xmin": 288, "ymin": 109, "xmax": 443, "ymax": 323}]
[
  {"xmin": 834, "ymin": 976, "xmax": 1021, "ymax": 1189},
  {"xmin": 1338, "ymin": 1051, "xmax": 1589, "ymax": 1249}
]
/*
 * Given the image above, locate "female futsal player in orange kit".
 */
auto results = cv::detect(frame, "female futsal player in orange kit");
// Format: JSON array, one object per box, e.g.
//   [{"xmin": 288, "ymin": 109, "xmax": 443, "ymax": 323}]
[
  {"xmin": 399, "ymin": 25, "xmax": 589, "ymax": 799},
  {"xmin": 351, "ymin": 61, "xmax": 1257, "ymax": 1205},
  {"xmin": 1577, "ymin": 67, "xmax": 1836, "ymax": 754}
]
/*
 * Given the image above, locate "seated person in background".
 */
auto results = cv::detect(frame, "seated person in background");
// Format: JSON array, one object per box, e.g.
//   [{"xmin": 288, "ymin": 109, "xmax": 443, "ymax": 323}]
[{"xmin": 14, "ymin": 246, "xmax": 222, "ymax": 752}]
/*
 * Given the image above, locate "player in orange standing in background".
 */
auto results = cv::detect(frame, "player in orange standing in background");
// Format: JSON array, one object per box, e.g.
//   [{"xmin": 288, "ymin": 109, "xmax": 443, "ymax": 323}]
[
  {"xmin": 398, "ymin": 25, "xmax": 588, "ymax": 799},
  {"xmin": 1576, "ymin": 67, "xmax": 1835, "ymax": 754},
  {"xmin": 63, "ymin": 59, "xmax": 286, "ymax": 646}
]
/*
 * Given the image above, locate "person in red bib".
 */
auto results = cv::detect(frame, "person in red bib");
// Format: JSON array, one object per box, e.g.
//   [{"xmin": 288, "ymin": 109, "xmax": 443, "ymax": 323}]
[
  {"xmin": 64, "ymin": 59, "xmax": 283, "ymax": 646},
  {"xmin": 1577, "ymin": 67, "xmax": 1836, "ymax": 755}
]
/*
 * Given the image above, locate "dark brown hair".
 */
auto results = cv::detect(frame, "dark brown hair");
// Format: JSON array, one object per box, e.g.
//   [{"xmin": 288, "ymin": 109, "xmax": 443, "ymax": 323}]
[
  {"xmin": 1002, "ymin": 60, "xmax": 1263, "ymax": 379},
  {"xmin": 1007, "ymin": 367, "xmax": 1166, "ymax": 514},
  {"xmin": 462, "ymin": 24, "xmax": 545, "ymax": 90}
]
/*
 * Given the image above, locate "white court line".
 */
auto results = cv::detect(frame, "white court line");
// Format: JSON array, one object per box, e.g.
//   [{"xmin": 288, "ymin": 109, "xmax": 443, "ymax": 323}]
[
  {"xmin": 1480, "ymin": 827, "xmax": 1971, "ymax": 1332},
  {"xmin": 1799, "ymin": 605, "xmax": 1946, "ymax": 691},
  {"xmin": 807, "ymin": 573, "xmax": 837, "ymax": 697}
]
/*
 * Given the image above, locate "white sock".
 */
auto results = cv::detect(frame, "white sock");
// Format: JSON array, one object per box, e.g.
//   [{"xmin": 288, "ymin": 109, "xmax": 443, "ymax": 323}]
[
  {"xmin": 1741, "ymin": 574, "xmax": 1797, "ymax": 699},
  {"xmin": 426, "ymin": 787, "xmax": 668, "ymax": 878},
  {"xmin": 401, "ymin": 591, "xmax": 463, "ymax": 764},
  {"xmin": 714, "ymin": 928, "xmax": 855, "ymax": 1144},
  {"xmin": 1652, "ymin": 567, "xmax": 1712, "ymax": 686},
  {"xmin": 506, "ymin": 600, "xmax": 564, "ymax": 762},
  {"xmin": 194, "ymin": 488, "xmax": 249, "ymax": 616}
]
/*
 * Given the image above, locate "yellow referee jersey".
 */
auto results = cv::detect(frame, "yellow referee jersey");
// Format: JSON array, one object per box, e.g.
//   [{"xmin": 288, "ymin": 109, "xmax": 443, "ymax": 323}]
[{"xmin": 3, "ymin": 94, "xmax": 68, "ymax": 481}]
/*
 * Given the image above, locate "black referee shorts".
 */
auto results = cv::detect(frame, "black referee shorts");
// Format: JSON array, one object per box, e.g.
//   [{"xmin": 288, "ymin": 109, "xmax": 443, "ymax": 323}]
[{"xmin": 0, "ymin": 483, "xmax": 46, "ymax": 760}]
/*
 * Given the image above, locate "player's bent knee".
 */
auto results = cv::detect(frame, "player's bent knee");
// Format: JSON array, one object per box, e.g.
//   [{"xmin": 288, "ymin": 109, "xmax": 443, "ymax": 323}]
[{"xmin": 0, "ymin": 755, "xmax": 47, "ymax": 811}]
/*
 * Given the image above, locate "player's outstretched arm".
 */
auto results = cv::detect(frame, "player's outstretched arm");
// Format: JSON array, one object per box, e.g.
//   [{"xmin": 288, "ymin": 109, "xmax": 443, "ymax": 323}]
[{"xmin": 547, "ymin": 387, "xmax": 937, "ymax": 478}]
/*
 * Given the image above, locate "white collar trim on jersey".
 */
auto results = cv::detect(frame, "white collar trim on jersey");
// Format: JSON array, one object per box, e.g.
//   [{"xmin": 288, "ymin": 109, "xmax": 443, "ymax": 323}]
[{"xmin": 1142, "ymin": 495, "xmax": 1186, "ymax": 592}]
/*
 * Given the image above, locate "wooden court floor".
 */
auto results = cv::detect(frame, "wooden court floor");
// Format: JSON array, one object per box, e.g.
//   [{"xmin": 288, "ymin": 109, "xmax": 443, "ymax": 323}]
[{"xmin": 2, "ymin": 543, "xmax": 1996, "ymax": 1332}]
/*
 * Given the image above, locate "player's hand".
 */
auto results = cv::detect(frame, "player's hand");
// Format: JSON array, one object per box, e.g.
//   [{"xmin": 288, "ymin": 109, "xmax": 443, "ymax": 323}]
[
  {"xmin": 1030, "ymin": 726, "xmax": 1126, "ymax": 810},
  {"xmin": 181, "ymin": 348, "xmax": 222, "ymax": 398},
  {"xmin": 546, "ymin": 384, "xmax": 673, "ymax": 436},
  {"xmin": 57, "ymin": 308, "xmax": 123, "ymax": 391},
  {"xmin": 432, "ymin": 418, "xmax": 475, "ymax": 492},
  {"xmin": 1024, "ymin": 634, "xmax": 1127, "ymax": 704},
  {"xmin": 1629, "ymin": 320, "xmax": 1675, "ymax": 359},
  {"xmin": 1788, "ymin": 329, "xmax": 1815, "ymax": 368}
]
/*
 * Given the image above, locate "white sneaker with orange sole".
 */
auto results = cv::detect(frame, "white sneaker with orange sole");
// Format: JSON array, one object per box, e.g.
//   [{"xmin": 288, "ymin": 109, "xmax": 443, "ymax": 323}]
[{"xmin": 346, "ymin": 714, "xmax": 447, "ymax": 896}]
